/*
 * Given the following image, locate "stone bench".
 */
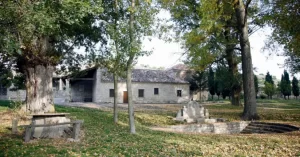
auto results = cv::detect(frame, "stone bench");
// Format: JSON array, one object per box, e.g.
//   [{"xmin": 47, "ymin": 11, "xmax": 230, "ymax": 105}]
[{"xmin": 22, "ymin": 120, "xmax": 83, "ymax": 142}]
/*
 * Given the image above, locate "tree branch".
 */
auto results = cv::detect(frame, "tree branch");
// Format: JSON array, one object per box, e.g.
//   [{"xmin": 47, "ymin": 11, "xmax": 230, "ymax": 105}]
[{"xmin": 245, "ymin": 0, "xmax": 252, "ymax": 10}]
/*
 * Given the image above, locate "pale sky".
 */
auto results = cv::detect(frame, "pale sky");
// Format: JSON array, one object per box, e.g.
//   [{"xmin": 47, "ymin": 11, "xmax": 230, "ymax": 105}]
[{"xmin": 137, "ymin": 27, "xmax": 288, "ymax": 80}]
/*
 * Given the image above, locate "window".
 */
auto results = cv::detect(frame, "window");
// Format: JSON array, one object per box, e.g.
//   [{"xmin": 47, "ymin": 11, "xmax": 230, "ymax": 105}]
[
  {"xmin": 0, "ymin": 84, "xmax": 7, "ymax": 96},
  {"xmin": 109, "ymin": 89, "xmax": 114, "ymax": 97},
  {"xmin": 177, "ymin": 90, "xmax": 182, "ymax": 97},
  {"xmin": 154, "ymin": 88, "xmax": 159, "ymax": 95},
  {"xmin": 138, "ymin": 89, "xmax": 144, "ymax": 97}
]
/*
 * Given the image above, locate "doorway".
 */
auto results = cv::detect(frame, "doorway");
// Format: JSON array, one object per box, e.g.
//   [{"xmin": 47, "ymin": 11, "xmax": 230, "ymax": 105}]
[{"xmin": 123, "ymin": 91, "xmax": 128, "ymax": 103}]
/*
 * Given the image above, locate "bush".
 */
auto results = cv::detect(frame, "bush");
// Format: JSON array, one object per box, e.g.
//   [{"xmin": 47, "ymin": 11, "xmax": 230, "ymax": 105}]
[
  {"xmin": 260, "ymin": 93, "xmax": 267, "ymax": 99},
  {"xmin": 240, "ymin": 93, "xmax": 244, "ymax": 99},
  {"xmin": 9, "ymin": 100, "xmax": 23, "ymax": 111}
]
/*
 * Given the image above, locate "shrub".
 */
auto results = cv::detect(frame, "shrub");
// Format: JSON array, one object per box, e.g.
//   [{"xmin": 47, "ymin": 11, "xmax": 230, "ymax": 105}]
[{"xmin": 260, "ymin": 93, "xmax": 267, "ymax": 99}]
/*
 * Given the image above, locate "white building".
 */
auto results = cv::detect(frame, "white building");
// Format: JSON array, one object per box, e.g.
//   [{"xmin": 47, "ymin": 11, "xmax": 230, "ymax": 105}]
[{"xmin": 0, "ymin": 65, "xmax": 211, "ymax": 104}]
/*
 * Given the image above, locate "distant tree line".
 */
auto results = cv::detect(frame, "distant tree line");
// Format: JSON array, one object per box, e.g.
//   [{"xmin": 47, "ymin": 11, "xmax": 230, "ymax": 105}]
[
  {"xmin": 255, "ymin": 70, "xmax": 299, "ymax": 99},
  {"xmin": 191, "ymin": 68, "xmax": 300, "ymax": 101}
]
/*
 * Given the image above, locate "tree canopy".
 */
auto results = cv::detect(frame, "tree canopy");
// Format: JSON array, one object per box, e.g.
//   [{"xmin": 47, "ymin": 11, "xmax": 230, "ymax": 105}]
[
  {"xmin": 0, "ymin": 0, "xmax": 104, "ymax": 113},
  {"xmin": 263, "ymin": 0, "xmax": 300, "ymax": 73},
  {"xmin": 292, "ymin": 76, "xmax": 299, "ymax": 98},
  {"xmin": 280, "ymin": 70, "xmax": 292, "ymax": 99}
]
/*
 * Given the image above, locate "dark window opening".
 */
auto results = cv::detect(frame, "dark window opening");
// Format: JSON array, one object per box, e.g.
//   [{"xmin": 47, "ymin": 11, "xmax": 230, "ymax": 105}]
[
  {"xmin": 138, "ymin": 89, "xmax": 144, "ymax": 97},
  {"xmin": 109, "ymin": 89, "xmax": 114, "ymax": 97},
  {"xmin": 177, "ymin": 90, "xmax": 182, "ymax": 97},
  {"xmin": 154, "ymin": 88, "xmax": 159, "ymax": 95}
]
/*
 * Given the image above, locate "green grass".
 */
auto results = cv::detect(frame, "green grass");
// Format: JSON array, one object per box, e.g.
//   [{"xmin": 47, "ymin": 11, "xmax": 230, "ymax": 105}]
[
  {"xmin": 0, "ymin": 100, "xmax": 300, "ymax": 156},
  {"xmin": 0, "ymin": 100, "xmax": 10, "ymax": 111}
]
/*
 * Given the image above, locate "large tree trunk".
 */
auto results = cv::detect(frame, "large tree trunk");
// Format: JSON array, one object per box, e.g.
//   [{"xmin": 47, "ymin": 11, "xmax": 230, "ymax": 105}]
[
  {"xmin": 224, "ymin": 20, "xmax": 241, "ymax": 106},
  {"xmin": 234, "ymin": 0, "xmax": 258, "ymax": 120},
  {"xmin": 126, "ymin": 0, "xmax": 136, "ymax": 134},
  {"xmin": 113, "ymin": 73, "xmax": 118, "ymax": 124},
  {"xmin": 126, "ymin": 67, "xmax": 136, "ymax": 134},
  {"xmin": 23, "ymin": 65, "xmax": 55, "ymax": 114},
  {"xmin": 225, "ymin": 46, "xmax": 241, "ymax": 106}
]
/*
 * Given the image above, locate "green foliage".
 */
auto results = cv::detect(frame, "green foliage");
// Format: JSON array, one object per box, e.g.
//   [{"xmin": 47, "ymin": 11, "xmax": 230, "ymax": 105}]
[
  {"xmin": 259, "ymin": 93, "xmax": 267, "ymax": 99},
  {"xmin": 263, "ymin": 0, "xmax": 300, "ymax": 73},
  {"xmin": 292, "ymin": 77, "xmax": 299, "ymax": 97},
  {"xmin": 188, "ymin": 70, "xmax": 208, "ymax": 93},
  {"xmin": 263, "ymin": 82, "xmax": 275, "ymax": 99},
  {"xmin": 265, "ymin": 72, "xmax": 274, "ymax": 85},
  {"xmin": 280, "ymin": 70, "xmax": 292, "ymax": 98},
  {"xmin": 215, "ymin": 65, "xmax": 231, "ymax": 99},
  {"xmin": 9, "ymin": 100, "xmax": 23, "ymax": 111},
  {"xmin": 0, "ymin": 100, "xmax": 11, "ymax": 108},
  {"xmin": 0, "ymin": 0, "xmax": 104, "ymax": 74},
  {"xmin": 263, "ymin": 72, "xmax": 275, "ymax": 98}
]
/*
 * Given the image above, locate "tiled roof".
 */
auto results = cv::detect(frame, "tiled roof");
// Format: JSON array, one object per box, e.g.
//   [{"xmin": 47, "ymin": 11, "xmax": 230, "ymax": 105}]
[{"xmin": 101, "ymin": 69, "xmax": 189, "ymax": 84}]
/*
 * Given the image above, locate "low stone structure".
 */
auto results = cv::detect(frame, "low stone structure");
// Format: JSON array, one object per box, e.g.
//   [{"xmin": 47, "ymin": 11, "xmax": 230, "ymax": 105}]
[
  {"xmin": 157, "ymin": 122, "xmax": 250, "ymax": 134},
  {"xmin": 31, "ymin": 113, "xmax": 71, "ymax": 138},
  {"xmin": 175, "ymin": 101, "xmax": 211, "ymax": 123}
]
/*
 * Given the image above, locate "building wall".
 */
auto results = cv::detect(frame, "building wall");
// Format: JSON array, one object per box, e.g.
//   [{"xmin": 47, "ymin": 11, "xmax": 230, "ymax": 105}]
[
  {"xmin": 0, "ymin": 89, "xmax": 26, "ymax": 101},
  {"xmin": 93, "ymin": 74, "xmax": 190, "ymax": 104},
  {"xmin": 70, "ymin": 80, "xmax": 93, "ymax": 102},
  {"xmin": 53, "ymin": 90, "xmax": 70, "ymax": 104}
]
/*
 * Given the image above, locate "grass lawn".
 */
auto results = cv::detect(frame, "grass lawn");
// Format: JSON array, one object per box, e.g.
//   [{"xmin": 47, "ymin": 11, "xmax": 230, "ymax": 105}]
[{"xmin": 0, "ymin": 99, "xmax": 300, "ymax": 156}]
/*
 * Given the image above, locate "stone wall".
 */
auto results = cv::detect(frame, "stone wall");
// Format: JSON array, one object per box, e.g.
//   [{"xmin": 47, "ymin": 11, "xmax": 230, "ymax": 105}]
[
  {"xmin": 53, "ymin": 90, "xmax": 70, "ymax": 104},
  {"xmin": 0, "ymin": 87, "xmax": 70, "ymax": 104},
  {"xmin": 0, "ymin": 89, "xmax": 26, "ymax": 101},
  {"xmin": 169, "ymin": 122, "xmax": 250, "ymax": 134}
]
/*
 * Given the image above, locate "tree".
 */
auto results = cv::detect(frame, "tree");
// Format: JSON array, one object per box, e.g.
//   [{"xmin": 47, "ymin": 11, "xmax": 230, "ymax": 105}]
[
  {"xmin": 94, "ymin": 0, "xmax": 129, "ymax": 124},
  {"xmin": 188, "ymin": 70, "xmax": 208, "ymax": 101},
  {"xmin": 159, "ymin": 0, "xmax": 258, "ymax": 119},
  {"xmin": 281, "ymin": 70, "xmax": 292, "ymax": 99},
  {"xmin": 265, "ymin": 72, "xmax": 274, "ymax": 85},
  {"xmin": 264, "ymin": 82, "xmax": 275, "ymax": 99},
  {"xmin": 124, "ymin": 0, "xmax": 157, "ymax": 134},
  {"xmin": 292, "ymin": 77, "xmax": 299, "ymax": 99},
  {"xmin": 159, "ymin": 0, "xmax": 242, "ymax": 106},
  {"xmin": 233, "ymin": 0, "xmax": 258, "ymax": 120},
  {"xmin": 263, "ymin": 0, "xmax": 300, "ymax": 73},
  {"xmin": 208, "ymin": 67, "xmax": 215, "ymax": 99},
  {"xmin": 0, "ymin": 1, "xmax": 103, "ymax": 114},
  {"xmin": 264, "ymin": 72, "xmax": 275, "ymax": 98},
  {"xmin": 215, "ymin": 65, "xmax": 232, "ymax": 100},
  {"xmin": 254, "ymin": 75, "xmax": 259, "ymax": 98}
]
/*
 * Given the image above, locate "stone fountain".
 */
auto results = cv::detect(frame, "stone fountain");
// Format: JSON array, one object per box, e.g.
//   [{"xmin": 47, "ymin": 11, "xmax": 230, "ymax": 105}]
[{"xmin": 175, "ymin": 101, "xmax": 221, "ymax": 123}]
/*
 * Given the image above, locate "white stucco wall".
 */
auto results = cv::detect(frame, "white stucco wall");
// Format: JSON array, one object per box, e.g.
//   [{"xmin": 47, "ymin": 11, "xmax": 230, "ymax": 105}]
[
  {"xmin": 94, "ymin": 81, "xmax": 190, "ymax": 104},
  {"xmin": 92, "ymin": 68, "xmax": 190, "ymax": 104}
]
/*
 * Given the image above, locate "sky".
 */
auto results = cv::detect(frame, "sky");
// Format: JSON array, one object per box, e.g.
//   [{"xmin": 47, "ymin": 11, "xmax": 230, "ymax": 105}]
[{"xmin": 137, "ymin": 27, "xmax": 288, "ymax": 80}]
